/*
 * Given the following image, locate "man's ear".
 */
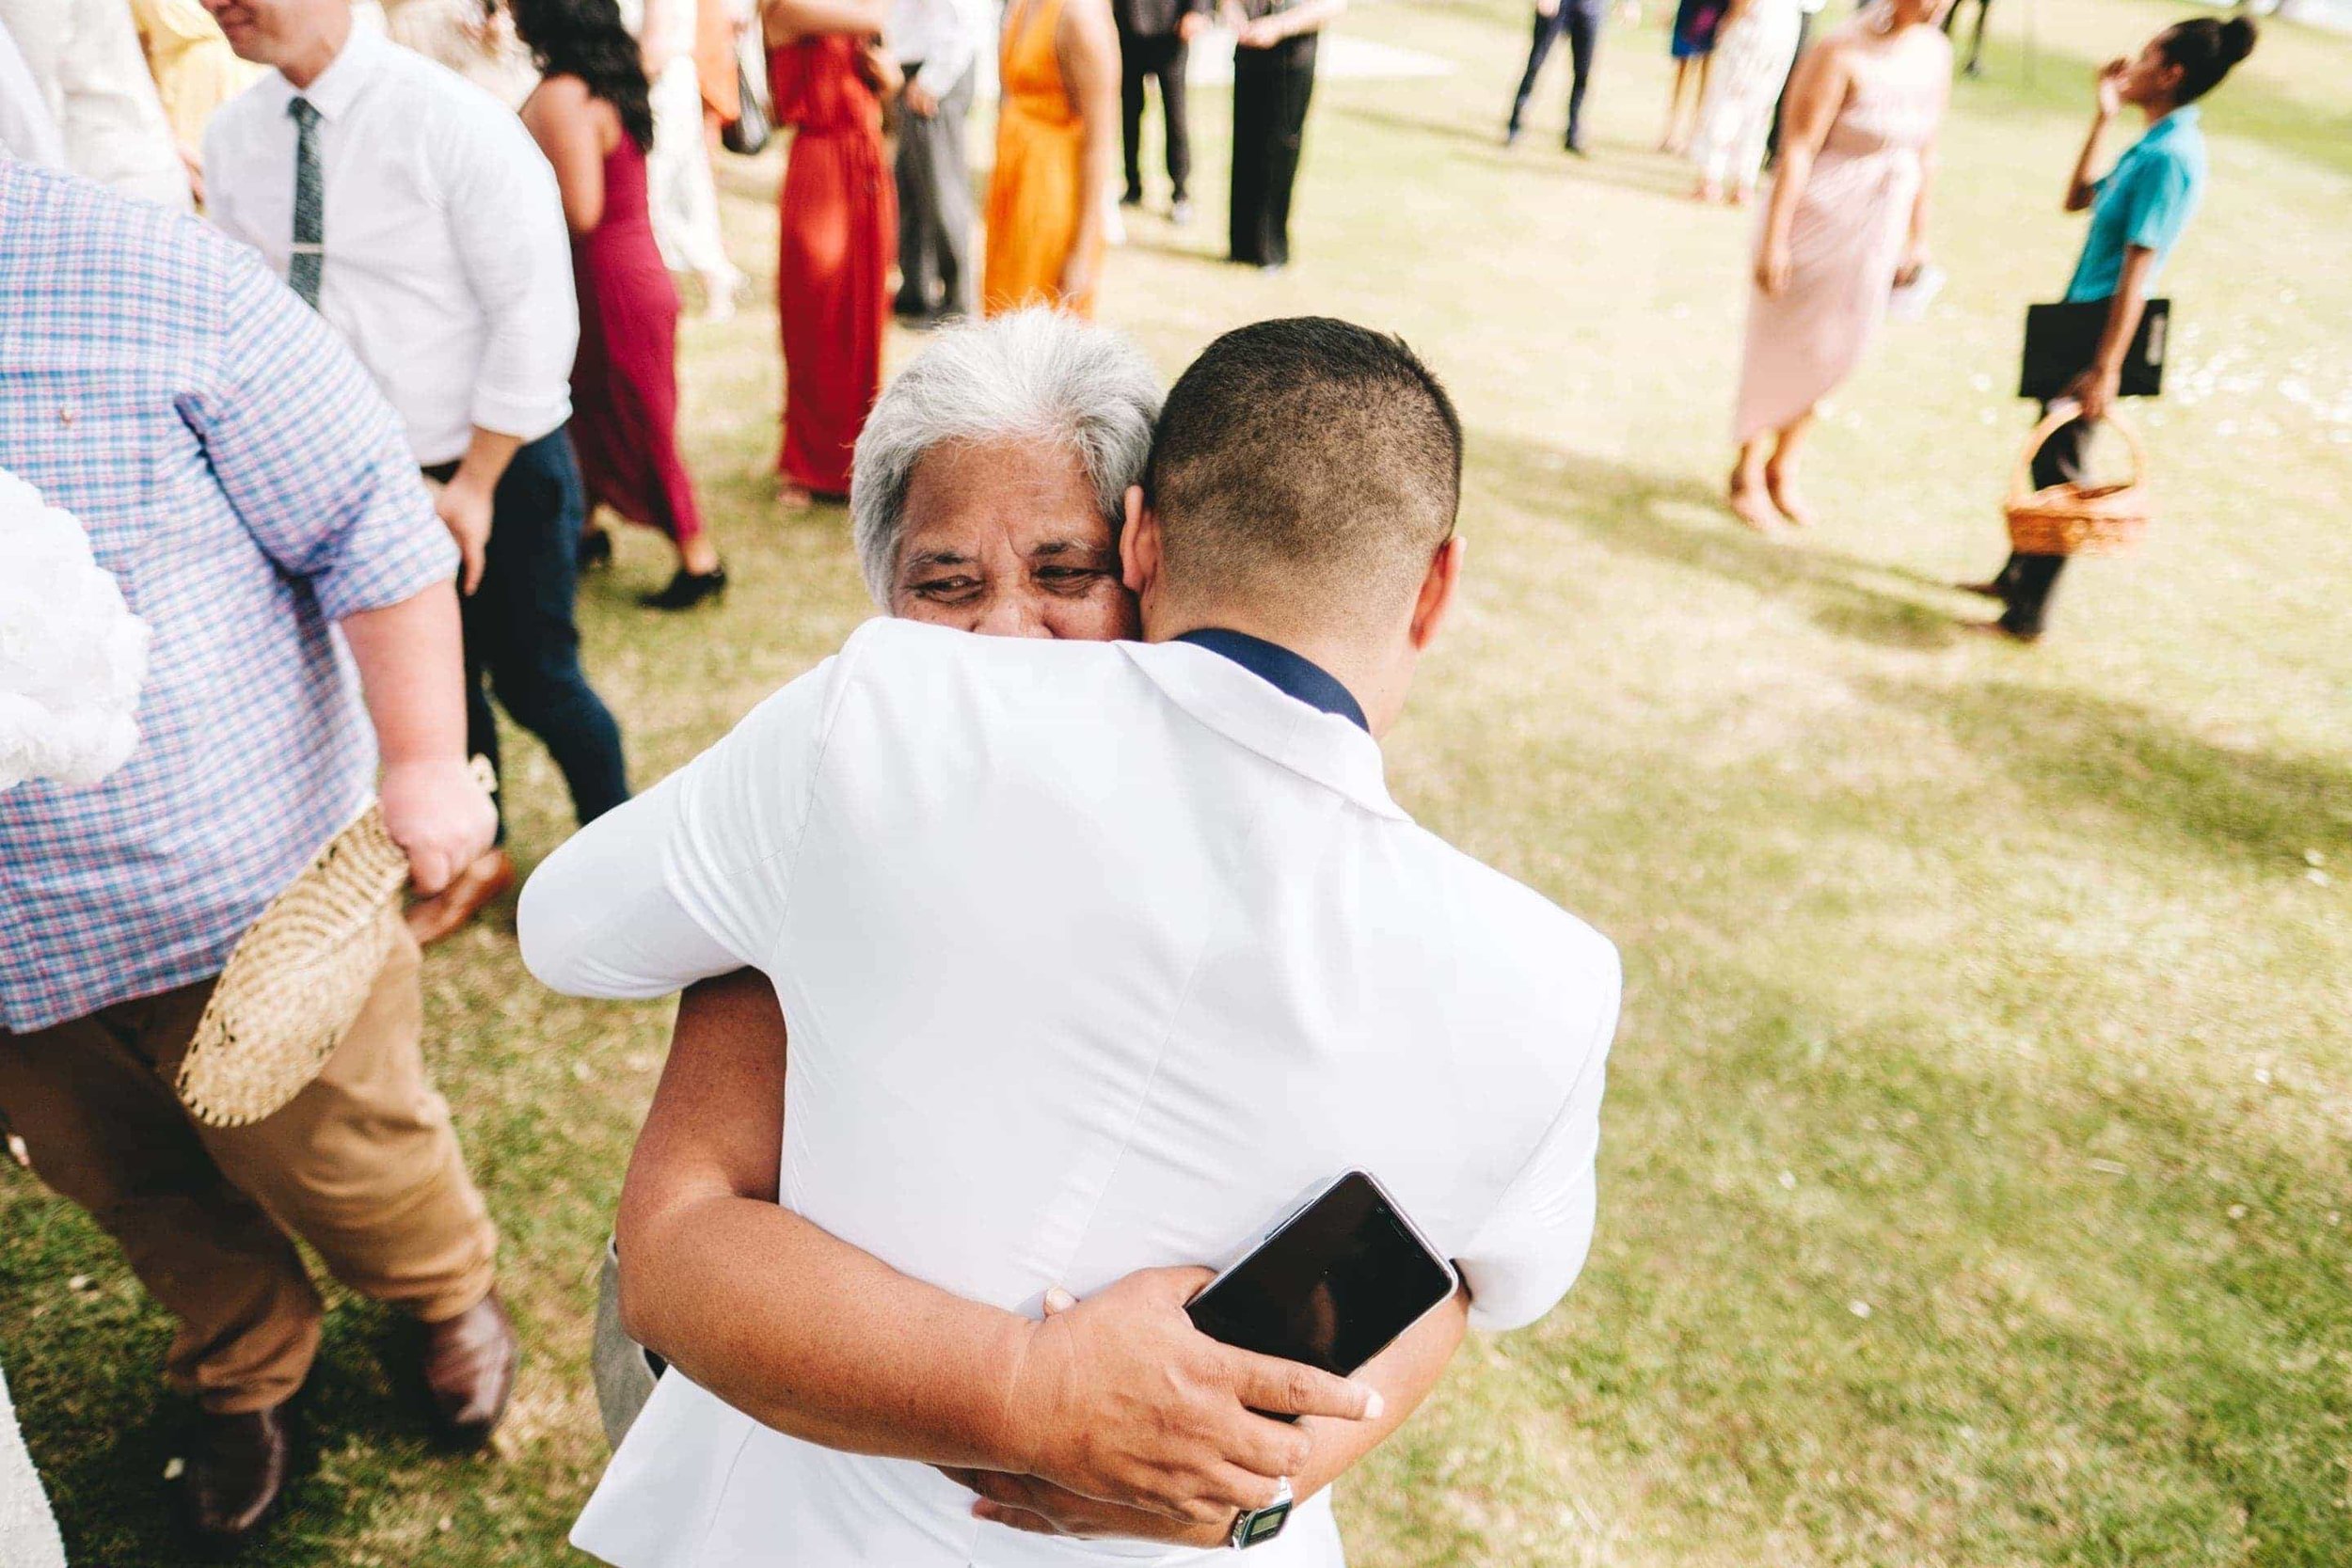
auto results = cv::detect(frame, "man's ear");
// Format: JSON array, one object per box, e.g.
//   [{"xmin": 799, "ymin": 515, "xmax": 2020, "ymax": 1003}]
[
  {"xmin": 1407, "ymin": 534, "xmax": 1464, "ymax": 653},
  {"xmin": 1119, "ymin": 485, "xmax": 1162, "ymax": 599}
]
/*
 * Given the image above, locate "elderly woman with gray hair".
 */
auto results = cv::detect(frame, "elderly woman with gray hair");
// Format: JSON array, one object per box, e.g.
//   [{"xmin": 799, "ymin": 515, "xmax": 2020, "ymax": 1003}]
[
  {"xmin": 590, "ymin": 306, "xmax": 1163, "ymax": 1445},
  {"xmin": 849, "ymin": 307, "xmax": 1161, "ymax": 638}
]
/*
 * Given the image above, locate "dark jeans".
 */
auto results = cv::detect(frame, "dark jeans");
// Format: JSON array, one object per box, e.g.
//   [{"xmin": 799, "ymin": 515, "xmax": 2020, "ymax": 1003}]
[
  {"xmin": 1120, "ymin": 28, "xmax": 1192, "ymax": 201},
  {"xmin": 1991, "ymin": 404, "xmax": 2090, "ymax": 638},
  {"xmin": 1230, "ymin": 35, "xmax": 1317, "ymax": 267},
  {"xmin": 433, "ymin": 430, "xmax": 629, "ymax": 835},
  {"xmin": 1508, "ymin": 0, "xmax": 1604, "ymax": 146},
  {"xmin": 1765, "ymin": 8, "xmax": 1815, "ymax": 160}
]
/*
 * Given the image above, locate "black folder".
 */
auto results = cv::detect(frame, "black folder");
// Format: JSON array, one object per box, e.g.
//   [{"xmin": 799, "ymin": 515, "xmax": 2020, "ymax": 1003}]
[{"xmin": 2019, "ymin": 298, "xmax": 2170, "ymax": 402}]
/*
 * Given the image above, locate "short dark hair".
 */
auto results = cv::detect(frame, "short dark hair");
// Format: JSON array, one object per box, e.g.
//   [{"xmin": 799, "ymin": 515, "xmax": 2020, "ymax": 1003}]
[
  {"xmin": 1143, "ymin": 317, "xmax": 1463, "ymax": 617},
  {"xmin": 2159, "ymin": 14, "xmax": 2257, "ymax": 104}
]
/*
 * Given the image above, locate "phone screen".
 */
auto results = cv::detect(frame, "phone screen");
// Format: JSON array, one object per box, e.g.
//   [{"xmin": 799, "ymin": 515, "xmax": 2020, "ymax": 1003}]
[{"xmin": 1184, "ymin": 1172, "xmax": 1456, "ymax": 1378}]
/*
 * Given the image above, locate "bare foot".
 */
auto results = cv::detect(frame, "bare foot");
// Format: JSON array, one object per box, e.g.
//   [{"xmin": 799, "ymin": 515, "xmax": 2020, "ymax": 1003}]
[
  {"xmin": 1692, "ymin": 180, "xmax": 1722, "ymax": 203},
  {"xmin": 1727, "ymin": 473, "xmax": 1785, "ymax": 536},
  {"xmin": 1730, "ymin": 184, "xmax": 1754, "ymax": 207},
  {"xmin": 777, "ymin": 481, "xmax": 815, "ymax": 510},
  {"xmin": 1764, "ymin": 467, "xmax": 1816, "ymax": 527}
]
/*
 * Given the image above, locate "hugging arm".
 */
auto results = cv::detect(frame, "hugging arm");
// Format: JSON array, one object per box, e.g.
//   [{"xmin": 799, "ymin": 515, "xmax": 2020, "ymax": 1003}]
[
  {"xmin": 947, "ymin": 1287, "xmax": 1469, "ymax": 1545},
  {"xmin": 616, "ymin": 971, "xmax": 1391, "ymax": 1529}
]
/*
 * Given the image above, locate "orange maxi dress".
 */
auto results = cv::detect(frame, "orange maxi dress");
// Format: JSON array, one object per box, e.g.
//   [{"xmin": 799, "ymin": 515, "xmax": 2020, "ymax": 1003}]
[
  {"xmin": 984, "ymin": 0, "xmax": 1098, "ymax": 318},
  {"xmin": 770, "ymin": 34, "xmax": 895, "ymax": 495}
]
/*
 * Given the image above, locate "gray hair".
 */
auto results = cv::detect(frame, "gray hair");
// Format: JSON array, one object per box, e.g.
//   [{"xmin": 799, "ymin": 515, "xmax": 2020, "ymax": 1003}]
[{"xmin": 850, "ymin": 309, "xmax": 1164, "ymax": 605}]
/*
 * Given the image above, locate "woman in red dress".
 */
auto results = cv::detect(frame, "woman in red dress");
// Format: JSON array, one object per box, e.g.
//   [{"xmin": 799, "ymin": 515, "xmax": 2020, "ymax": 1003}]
[
  {"xmin": 764, "ymin": 0, "xmax": 898, "ymax": 506},
  {"xmin": 515, "ymin": 0, "xmax": 727, "ymax": 610}
]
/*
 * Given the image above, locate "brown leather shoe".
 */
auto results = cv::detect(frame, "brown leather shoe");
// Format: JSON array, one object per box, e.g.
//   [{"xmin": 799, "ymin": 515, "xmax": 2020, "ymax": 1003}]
[
  {"xmin": 404, "ymin": 847, "xmax": 515, "ymax": 947},
  {"xmin": 183, "ymin": 1404, "xmax": 292, "ymax": 1548},
  {"xmin": 421, "ymin": 1291, "xmax": 518, "ymax": 1449}
]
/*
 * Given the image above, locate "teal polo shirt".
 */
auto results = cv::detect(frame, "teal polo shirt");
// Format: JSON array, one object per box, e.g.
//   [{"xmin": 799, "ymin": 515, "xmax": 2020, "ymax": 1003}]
[{"xmin": 2064, "ymin": 106, "xmax": 2207, "ymax": 303}]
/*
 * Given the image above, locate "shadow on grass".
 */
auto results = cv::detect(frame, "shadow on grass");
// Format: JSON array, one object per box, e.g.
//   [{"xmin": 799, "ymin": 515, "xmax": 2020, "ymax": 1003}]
[
  {"xmin": 1329, "ymin": 100, "xmax": 1706, "ymax": 201},
  {"xmin": 1872, "ymin": 674, "xmax": 2352, "ymax": 866},
  {"xmin": 1470, "ymin": 424, "xmax": 1973, "ymax": 649}
]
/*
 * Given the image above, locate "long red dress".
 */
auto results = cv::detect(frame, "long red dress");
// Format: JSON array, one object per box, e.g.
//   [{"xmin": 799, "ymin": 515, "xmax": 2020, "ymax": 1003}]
[
  {"xmin": 570, "ymin": 131, "xmax": 705, "ymax": 546},
  {"xmin": 770, "ymin": 35, "xmax": 894, "ymax": 497}
]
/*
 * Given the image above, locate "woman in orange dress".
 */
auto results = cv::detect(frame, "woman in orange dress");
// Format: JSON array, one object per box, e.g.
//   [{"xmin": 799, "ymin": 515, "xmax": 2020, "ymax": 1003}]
[
  {"xmin": 765, "ymin": 0, "xmax": 898, "ymax": 503},
  {"xmin": 983, "ymin": 0, "xmax": 1119, "ymax": 317}
]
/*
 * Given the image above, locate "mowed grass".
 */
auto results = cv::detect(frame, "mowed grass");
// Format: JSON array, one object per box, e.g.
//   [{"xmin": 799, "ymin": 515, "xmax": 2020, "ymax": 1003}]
[{"xmin": 6, "ymin": 0, "xmax": 2351, "ymax": 1562}]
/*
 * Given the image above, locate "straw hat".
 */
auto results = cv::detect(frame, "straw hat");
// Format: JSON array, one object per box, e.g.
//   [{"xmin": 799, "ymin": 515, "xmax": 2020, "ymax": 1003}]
[{"xmin": 176, "ymin": 758, "xmax": 494, "ymax": 1128}]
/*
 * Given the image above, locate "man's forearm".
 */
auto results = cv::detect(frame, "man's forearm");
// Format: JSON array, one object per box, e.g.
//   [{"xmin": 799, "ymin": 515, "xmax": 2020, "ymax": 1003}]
[
  {"xmin": 341, "ymin": 581, "xmax": 469, "ymax": 767},
  {"xmin": 451, "ymin": 426, "xmax": 524, "ymax": 497}
]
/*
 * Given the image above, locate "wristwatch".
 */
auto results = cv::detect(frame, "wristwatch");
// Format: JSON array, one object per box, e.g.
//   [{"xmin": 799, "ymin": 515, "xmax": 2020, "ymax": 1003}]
[{"xmin": 1229, "ymin": 1478, "xmax": 1294, "ymax": 1550}]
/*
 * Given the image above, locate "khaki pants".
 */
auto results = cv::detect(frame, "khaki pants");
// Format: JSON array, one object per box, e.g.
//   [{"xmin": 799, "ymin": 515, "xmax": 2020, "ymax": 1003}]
[{"xmin": 0, "ymin": 913, "xmax": 497, "ymax": 1414}]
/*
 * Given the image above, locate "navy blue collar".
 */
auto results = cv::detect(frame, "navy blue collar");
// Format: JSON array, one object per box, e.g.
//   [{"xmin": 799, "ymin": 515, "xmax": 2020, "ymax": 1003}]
[{"xmin": 1173, "ymin": 629, "xmax": 1370, "ymax": 734}]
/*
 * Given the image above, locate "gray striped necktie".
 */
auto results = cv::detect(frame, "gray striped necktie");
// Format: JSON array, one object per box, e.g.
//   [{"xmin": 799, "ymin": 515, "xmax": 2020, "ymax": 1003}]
[{"xmin": 288, "ymin": 96, "xmax": 324, "ymax": 309}]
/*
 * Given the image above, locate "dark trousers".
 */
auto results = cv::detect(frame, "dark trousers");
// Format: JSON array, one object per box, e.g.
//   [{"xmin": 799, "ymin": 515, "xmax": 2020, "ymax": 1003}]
[
  {"xmin": 1230, "ymin": 36, "xmax": 1317, "ymax": 268},
  {"xmin": 1765, "ymin": 8, "xmax": 1815, "ymax": 159},
  {"xmin": 895, "ymin": 63, "xmax": 978, "ymax": 317},
  {"xmin": 1991, "ymin": 404, "xmax": 2089, "ymax": 638},
  {"xmin": 1120, "ymin": 28, "xmax": 1192, "ymax": 201},
  {"xmin": 435, "ymin": 430, "xmax": 629, "ymax": 834},
  {"xmin": 1507, "ymin": 0, "xmax": 1604, "ymax": 146}
]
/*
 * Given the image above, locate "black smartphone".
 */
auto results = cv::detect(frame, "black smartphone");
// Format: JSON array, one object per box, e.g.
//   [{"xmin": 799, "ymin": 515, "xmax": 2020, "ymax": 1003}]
[{"xmin": 1184, "ymin": 1171, "xmax": 1459, "ymax": 1386}]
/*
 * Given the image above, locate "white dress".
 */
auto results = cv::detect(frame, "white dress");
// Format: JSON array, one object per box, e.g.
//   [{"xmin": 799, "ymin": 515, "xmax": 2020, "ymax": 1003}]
[
  {"xmin": 0, "ymin": 0, "xmax": 187, "ymax": 209},
  {"xmin": 0, "ymin": 1363, "xmax": 66, "ymax": 1568},
  {"xmin": 625, "ymin": 0, "xmax": 743, "ymax": 293},
  {"xmin": 1688, "ymin": 0, "xmax": 1804, "ymax": 194}
]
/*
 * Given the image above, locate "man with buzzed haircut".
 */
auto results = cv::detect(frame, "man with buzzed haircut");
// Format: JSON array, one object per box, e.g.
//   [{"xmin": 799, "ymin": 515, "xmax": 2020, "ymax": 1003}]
[{"xmin": 522, "ymin": 317, "xmax": 1619, "ymax": 1567}]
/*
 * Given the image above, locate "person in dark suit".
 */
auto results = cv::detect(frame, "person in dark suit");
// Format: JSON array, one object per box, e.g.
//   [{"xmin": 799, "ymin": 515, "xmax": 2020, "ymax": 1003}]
[
  {"xmin": 1504, "ymin": 0, "xmax": 1606, "ymax": 155},
  {"xmin": 1116, "ymin": 0, "xmax": 1207, "ymax": 222},
  {"xmin": 1225, "ymin": 0, "xmax": 1343, "ymax": 271}
]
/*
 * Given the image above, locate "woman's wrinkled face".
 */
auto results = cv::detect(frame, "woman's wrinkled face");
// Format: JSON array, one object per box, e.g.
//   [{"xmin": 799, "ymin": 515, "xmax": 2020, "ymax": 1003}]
[{"xmin": 887, "ymin": 437, "xmax": 1140, "ymax": 641}]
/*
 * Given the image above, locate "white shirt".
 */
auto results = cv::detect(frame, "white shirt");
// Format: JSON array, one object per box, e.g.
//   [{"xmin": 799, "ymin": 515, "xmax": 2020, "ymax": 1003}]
[
  {"xmin": 203, "ymin": 25, "xmax": 575, "ymax": 466},
  {"xmin": 0, "ymin": 18, "xmax": 65, "ymax": 168},
  {"xmin": 888, "ymin": 0, "xmax": 985, "ymax": 89},
  {"xmin": 522, "ymin": 621, "xmax": 1620, "ymax": 1568},
  {"xmin": 0, "ymin": 0, "xmax": 187, "ymax": 207}
]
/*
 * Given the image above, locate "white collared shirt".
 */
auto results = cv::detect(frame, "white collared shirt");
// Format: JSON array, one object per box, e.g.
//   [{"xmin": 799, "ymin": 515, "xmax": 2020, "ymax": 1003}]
[
  {"xmin": 203, "ymin": 25, "xmax": 575, "ymax": 466},
  {"xmin": 887, "ymin": 0, "xmax": 986, "ymax": 89},
  {"xmin": 522, "ymin": 620, "xmax": 1619, "ymax": 1568}
]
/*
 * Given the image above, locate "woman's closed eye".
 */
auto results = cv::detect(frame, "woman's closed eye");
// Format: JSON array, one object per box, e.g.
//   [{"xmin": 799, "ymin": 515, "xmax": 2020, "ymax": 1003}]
[
  {"xmin": 1034, "ymin": 564, "xmax": 1111, "ymax": 594},
  {"xmin": 911, "ymin": 574, "xmax": 986, "ymax": 603}
]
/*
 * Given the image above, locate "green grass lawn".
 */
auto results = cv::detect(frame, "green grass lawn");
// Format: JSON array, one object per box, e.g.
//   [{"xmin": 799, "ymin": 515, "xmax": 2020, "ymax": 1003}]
[{"xmin": 7, "ymin": 0, "xmax": 2351, "ymax": 1562}]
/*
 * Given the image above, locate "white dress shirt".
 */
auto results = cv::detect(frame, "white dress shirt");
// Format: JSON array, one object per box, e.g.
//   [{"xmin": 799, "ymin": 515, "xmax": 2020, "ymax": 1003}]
[
  {"xmin": 203, "ymin": 24, "xmax": 576, "ymax": 466},
  {"xmin": 0, "ymin": 0, "xmax": 187, "ymax": 207},
  {"xmin": 888, "ymin": 0, "xmax": 985, "ymax": 89},
  {"xmin": 0, "ymin": 17, "xmax": 65, "ymax": 168},
  {"xmin": 522, "ymin": 620, "xmax": 1619, "ymax": 1568}
]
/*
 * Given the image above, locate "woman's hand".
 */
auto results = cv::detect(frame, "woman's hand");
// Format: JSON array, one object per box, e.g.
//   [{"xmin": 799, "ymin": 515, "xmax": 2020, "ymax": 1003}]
[
  {"xmin": 2062, "ymin": 362, "xmax": 2121, "ymax": 423},
  {"xmin": 1235, "ymin": 16, "xmax": 1282, "ymax": 46},
  {"xmin": 2093, "ymin": 55, "xmax": 2127, "ymax": 120},
  {"xmin": 859, "ymin": 39, "xmax": 904, "ymax": 99},
  {"xmin": 1894, "ymin": 241, "xmax": 1930, "ymax": 288},
  {"xmin": 1754, "ymin": 239, "xmax": 1791, "ymax": 296},
  {"xmin": 1059, "ymin": 243, "xmax": 1099, "ymax": 302}
]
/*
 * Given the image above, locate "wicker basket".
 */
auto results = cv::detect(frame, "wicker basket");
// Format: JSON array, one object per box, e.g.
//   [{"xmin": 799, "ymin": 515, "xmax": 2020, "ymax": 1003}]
[
  {"xmin": 176, "ymin": 757, "xmax": 496, "ymax": 1128},
  {"xmin": 2004, "ymin": 406, "xmax": 2154, "ymax": 558}
]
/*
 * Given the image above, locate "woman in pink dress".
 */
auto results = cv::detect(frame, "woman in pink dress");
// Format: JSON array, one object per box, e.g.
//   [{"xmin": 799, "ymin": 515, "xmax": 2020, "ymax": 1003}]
[
  {"xmin": 516, "ymin": 0, "xmax": 728, "ymax": 610},
  {"xmin": 1731, "ymin": 0, "xmax": 1948, "ymax": 533}
]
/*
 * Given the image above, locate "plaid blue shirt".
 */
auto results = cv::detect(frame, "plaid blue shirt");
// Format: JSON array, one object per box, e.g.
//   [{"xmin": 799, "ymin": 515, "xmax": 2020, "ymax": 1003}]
[{"xmin": 0, "ymin": 162, "xmax": 456, "ymax": 1033}]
